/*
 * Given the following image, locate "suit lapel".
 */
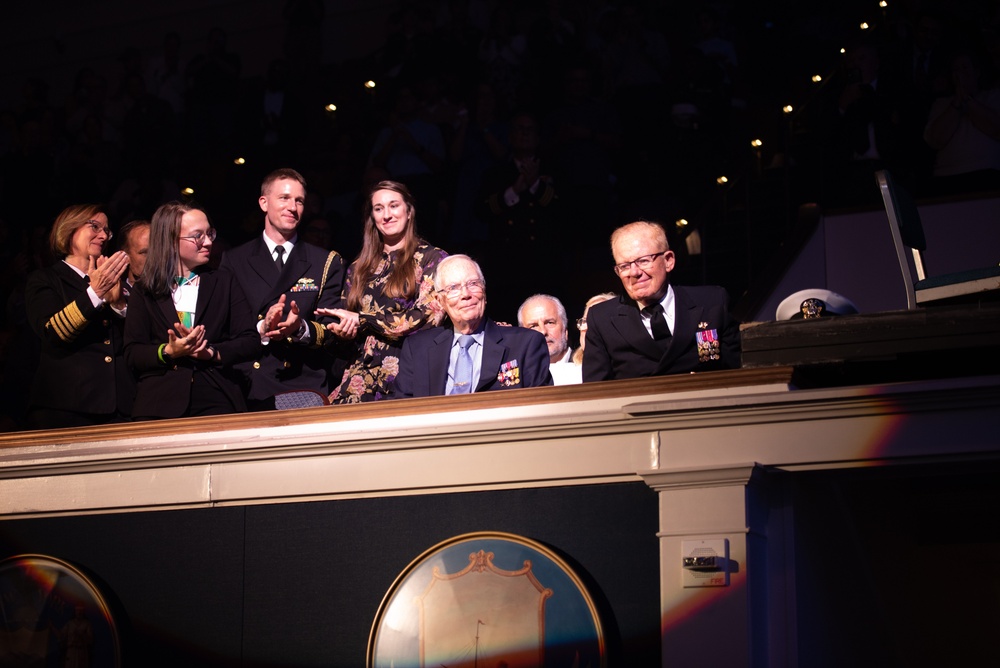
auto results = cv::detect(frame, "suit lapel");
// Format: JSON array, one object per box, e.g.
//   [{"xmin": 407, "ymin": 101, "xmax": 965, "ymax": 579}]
[
  {"xmin": 430, "ymin": 328, "xmax": 453, "ymax": 394},
  {"xmin": 54, "ymin": 261, "xmax": 89, "ymax": 293},
  {"xmin": 658, "ymin": 286, "xmax": 703, "ymax": 371},
  {"xmin": 477, "ymin": 320, "xmax": 507, "ymax": 392},
  {"xmin": 610, "ymin": 297, "xmax": 662, "ymax": 359},
  {"xmin": 262, "ymin": 241, "xmax": 312, "ymax": 307},
  {"xmin": 157, "ymin": 289, "xmax": 179, "ymax": 327},
  {"xmin": 246, "ymin": 238, "xmax": 285, "ymax": 308},
  {"xmin": 194, "ymin": 271, "xmax": 216, "ymax": 326}
]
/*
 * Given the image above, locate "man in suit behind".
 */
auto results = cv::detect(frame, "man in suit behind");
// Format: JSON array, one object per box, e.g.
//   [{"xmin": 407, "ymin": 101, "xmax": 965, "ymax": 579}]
[
  {"xmin": 583, "ymin": 220, "xmax": 740, "ymax": 382},
  {"xmin": 219, "ymin": 167, "xmax": 345, "ymax": 409},
  {"xmin": 395, "ymin": 255, "xmax": 552, "ymax": 398},
  {"xmin": 119, "ymin": 219, "xmax": 150, "ymax": 301}
]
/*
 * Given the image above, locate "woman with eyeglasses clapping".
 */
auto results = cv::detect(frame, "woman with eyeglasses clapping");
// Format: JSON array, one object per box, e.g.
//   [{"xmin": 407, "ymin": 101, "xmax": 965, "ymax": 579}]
[
  {"xmin": 123, "ymin": 201, "xmax": 259, "ymax": 419},
  {"xmin": 24, "ymin": 204, "xmax": 133, "ymax": 429}
]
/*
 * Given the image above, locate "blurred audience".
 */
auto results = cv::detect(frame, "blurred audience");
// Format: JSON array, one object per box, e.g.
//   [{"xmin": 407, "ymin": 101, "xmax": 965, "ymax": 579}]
[{"xmin": 923, "ymin": 48, "xmax": 1000, "ymax": 194}]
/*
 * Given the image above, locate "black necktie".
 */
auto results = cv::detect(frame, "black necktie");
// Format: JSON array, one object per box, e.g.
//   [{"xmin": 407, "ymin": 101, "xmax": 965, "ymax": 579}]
[
  {"xmin": 642, "ymin": 304, "xmax": 672, "ymax": 341},
  {"xmin": 274, "ymin": 245, "xmax": 285, "ymax": 271}
]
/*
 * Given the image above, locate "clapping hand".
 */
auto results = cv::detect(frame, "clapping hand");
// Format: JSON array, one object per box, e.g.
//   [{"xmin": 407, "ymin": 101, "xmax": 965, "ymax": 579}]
[
  {"xmin": 165, "ymin": 322, "xmax": 209, "ymax": 359},
  {"xmin": 316, "ymin": 307, "xmax": 359, "ymax": 340},
  {"xmin": 88, "ymin": 252, "xmax": 129, "ymax": 305},
  {"xmin": 263, "ymin": 294, "xmax": 302, "ymax": 340},
  {"xmin": 514, "ymin": 157, "xmax": 541, "ymax": 193}
]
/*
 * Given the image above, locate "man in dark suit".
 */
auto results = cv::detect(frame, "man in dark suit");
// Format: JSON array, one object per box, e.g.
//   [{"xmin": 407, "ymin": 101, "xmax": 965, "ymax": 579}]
[
  {"xmin": 395, "ymin": 255, "xmax": 552, "ymax": 398},
  {"xmin": 119, "ymin": 218, "xmax": 150, "ymax": 302},
  {"xmin": 583, "ymin": 220, "xmax": 740, "ymax": 382},
  {"xmin": 219, "ymin": 168, "xmax": 345, "ymax": 408}
]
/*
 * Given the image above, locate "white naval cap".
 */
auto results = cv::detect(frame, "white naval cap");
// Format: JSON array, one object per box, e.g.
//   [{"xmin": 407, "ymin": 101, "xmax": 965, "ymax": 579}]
[{"xmin": 776, "ymin": 289, "xmax": 859, "ymax": 321}]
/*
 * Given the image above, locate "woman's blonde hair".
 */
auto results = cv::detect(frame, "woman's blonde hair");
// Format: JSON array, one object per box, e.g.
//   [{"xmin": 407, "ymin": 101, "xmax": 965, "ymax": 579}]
[{"xmin": 49, "ymin": 204, "xmax": 106, "ymax": 258}]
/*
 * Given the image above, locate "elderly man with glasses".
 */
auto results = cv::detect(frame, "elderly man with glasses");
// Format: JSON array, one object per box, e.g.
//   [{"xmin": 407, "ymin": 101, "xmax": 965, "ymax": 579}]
[
  {"xmin": 582, "ymin": 220, "xmax": 740, "ymax": 381},
  {"xmin": 395, "ymin": 255, "xmax": 553, "ymax": 398}
]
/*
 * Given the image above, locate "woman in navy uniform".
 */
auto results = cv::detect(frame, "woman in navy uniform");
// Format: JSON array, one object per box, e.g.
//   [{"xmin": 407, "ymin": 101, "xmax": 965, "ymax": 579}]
[{"xmin": 25, "ymin": 204, "xmax": 132, "ymax": 429}]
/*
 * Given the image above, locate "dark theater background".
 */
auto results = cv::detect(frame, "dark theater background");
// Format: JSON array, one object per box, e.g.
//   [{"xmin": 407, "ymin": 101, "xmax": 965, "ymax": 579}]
[{"xmin": 1, "ymin": 4, "xmax": 1000, "ymax": 667}]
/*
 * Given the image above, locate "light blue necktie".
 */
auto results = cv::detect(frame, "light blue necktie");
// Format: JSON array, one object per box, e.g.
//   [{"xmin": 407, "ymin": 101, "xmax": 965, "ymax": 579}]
[{"xmin": 450, "ymin": 334, "xmax": 476, "ymax": 395}]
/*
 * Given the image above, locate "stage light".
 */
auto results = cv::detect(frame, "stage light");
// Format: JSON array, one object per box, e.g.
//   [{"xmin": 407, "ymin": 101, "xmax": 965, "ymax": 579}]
[
  {"xmin": 233, "ymin": 157, "xmax": 245, "ymax": 165},
  {"xmin": 325, "ymin": 103, "xmax": 337, "ymax": 112},
  {"xmin": 812, "ymin": 74, "xmax": 823, "ymax": 83},
  {"xmin": 182, "ymin": 187, "xmax": 194, "ymax": 196},
  {"xmin": 751, "ymin": 139, "xmax": 763, "ymax": 148},
  {"xmin": 364, "ymin": 80, "xmax": 376, "ymax": 89},
  {"xmin": 675, "ymin": 218, "xmax": 689, "ymax": 229},
  {"xmin": 716, "ymin": 176, "xmax": 728, "ymax": 185},
  {"xmin": 860, "ymin": 22, "xmax": 869, "ymax": 30},
  {"xmin": 783, "ymin": 105, "xmax": 794, "ymax": 113}
]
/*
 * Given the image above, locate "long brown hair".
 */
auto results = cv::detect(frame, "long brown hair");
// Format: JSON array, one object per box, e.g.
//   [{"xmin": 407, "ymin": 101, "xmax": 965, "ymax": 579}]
[
  {"xmin": 143, "ymin": 201, "xmax": 199, "ymax": 298},
  {"xmin": 346, "ymin": 180, "xmax": 421, "ymax": 310}
]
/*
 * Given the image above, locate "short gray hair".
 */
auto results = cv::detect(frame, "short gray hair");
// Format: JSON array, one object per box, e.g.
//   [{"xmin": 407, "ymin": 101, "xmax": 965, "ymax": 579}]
[
  {"xmin": 517, "ymin": 294, "xmax": 568, "ymax": 329},
  {"xmin": 433, "ymin": 254, "xmax": 485, "ymax": 291}
]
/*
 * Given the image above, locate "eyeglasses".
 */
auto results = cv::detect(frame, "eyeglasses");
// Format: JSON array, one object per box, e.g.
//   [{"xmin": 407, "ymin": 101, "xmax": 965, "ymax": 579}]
[
  {"xmin": 576, "ymin": 318, "xmax": 588, "ymax": 331},
  {"xmin": 440, "ymin": 279, "xmax": 486, "ymax": 298},
  {"xmin": 179, "ymin": 228, "xmax": 217, "ymax": 246},
  {"xmin": 613, "ymin": 251, "xmax": 666, "ymax": 275},
  {"xmin": 83, "ymin": 220, "xmax": 113, "ymax": 240}
]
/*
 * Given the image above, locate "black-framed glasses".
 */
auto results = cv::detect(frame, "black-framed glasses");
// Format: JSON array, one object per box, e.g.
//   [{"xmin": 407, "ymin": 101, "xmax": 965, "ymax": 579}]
[
  {"xmin": 613, "ymin": 251, "xmax": 665, "ymax": 275},
  {"xmin": 179, "ymin": 228, "xmax": 217, "ymax": 246},
  {"xmin": 440, "ymin": 279, "xmax": 486, "ymax": 298},
  {"xmin": 83, "ymin": 220, "xmax": 113, "ymax": 240}
]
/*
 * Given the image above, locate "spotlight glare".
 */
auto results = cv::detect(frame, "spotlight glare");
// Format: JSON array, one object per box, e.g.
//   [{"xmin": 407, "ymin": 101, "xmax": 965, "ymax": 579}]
[
  {"xmin": 325, "ymin": 103, "xmax": 337, "ymax": 112},
  {"xmin": 860, "ymin": 22, "xmax": 869, "ymax": 30},
  {"xmin": 181, "ymin": 187, "xmax": 195, "ymax": 196},
  {"xmin": 675, "ymin": 218, "xmax": 689, "ymax": 229},
  {"xmin": 233, "ymin": 157, "xmax": 246, "ymax": 165},
  {"xmin": 716, "ymin": 176, "xmax": 728, "ymax": 185},
  {"xmin": 783, "ymin": 104, "xmax": 794, "ymax": 114},
  {"xmin": 364, "ymin": 80, "xmax": 376, "ymax": 89},
  {"xmin": 879, "ymin": 0, "xmax": 887, "ymax": 7},
  {"xmin": 751, "ymin": 138, "xmax": 763, "ymax": 148},
  {"xmin": 812, "ymin": 74, "xmax": 823, "ymax": 83}
]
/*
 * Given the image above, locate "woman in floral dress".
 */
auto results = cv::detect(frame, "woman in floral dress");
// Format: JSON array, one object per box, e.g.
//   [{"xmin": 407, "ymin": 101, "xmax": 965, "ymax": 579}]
[{"xmin": 319, "ymin": 180, "xmax": 448, "ymax": 402}]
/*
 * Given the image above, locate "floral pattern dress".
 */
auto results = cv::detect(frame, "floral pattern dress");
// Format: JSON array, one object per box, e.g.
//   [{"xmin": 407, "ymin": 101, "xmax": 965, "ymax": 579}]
[{"xmin": 330, "ymin": 243, "xmax": 448, "ymax": 403}]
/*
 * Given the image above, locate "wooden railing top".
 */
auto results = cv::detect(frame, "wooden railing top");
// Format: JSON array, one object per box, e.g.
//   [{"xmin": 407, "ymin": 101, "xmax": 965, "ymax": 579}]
[{"xmin": 0, "ymin": 367, "xmax": 796, "ymax": 449}]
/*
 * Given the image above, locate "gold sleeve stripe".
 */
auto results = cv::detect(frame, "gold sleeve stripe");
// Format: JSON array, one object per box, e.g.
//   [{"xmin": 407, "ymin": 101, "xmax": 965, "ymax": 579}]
[
  {"xmin": 46, "ymin": 301, "xmax": 88, "ymax": 342},
  {"xmin": 487, "ymin": 195, "xmax": 502, "ymax": 216},
  {"xmin": 310, "ymin": 320, "xmax": 325, "ymax": 348}
]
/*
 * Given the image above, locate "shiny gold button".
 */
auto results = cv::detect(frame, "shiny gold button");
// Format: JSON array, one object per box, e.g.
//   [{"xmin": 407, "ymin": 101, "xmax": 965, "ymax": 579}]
[
  {"xmin": 257, "ymin": 314, "xmax": 264, "ymax": 321},
  {"xmin": 104, "ymin": 356, "xmax": 112, "ymax": 363},
  {"xmin": 253, "ymin": 361, "xmax": 261, "ymax": 369},
  {"xmin": 104, "ymin": 339, "xmax": 111, "ymax": 345},
  {"xmin": 283, "ymin": 361, "xmax": 291, "ymax": 369}
]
